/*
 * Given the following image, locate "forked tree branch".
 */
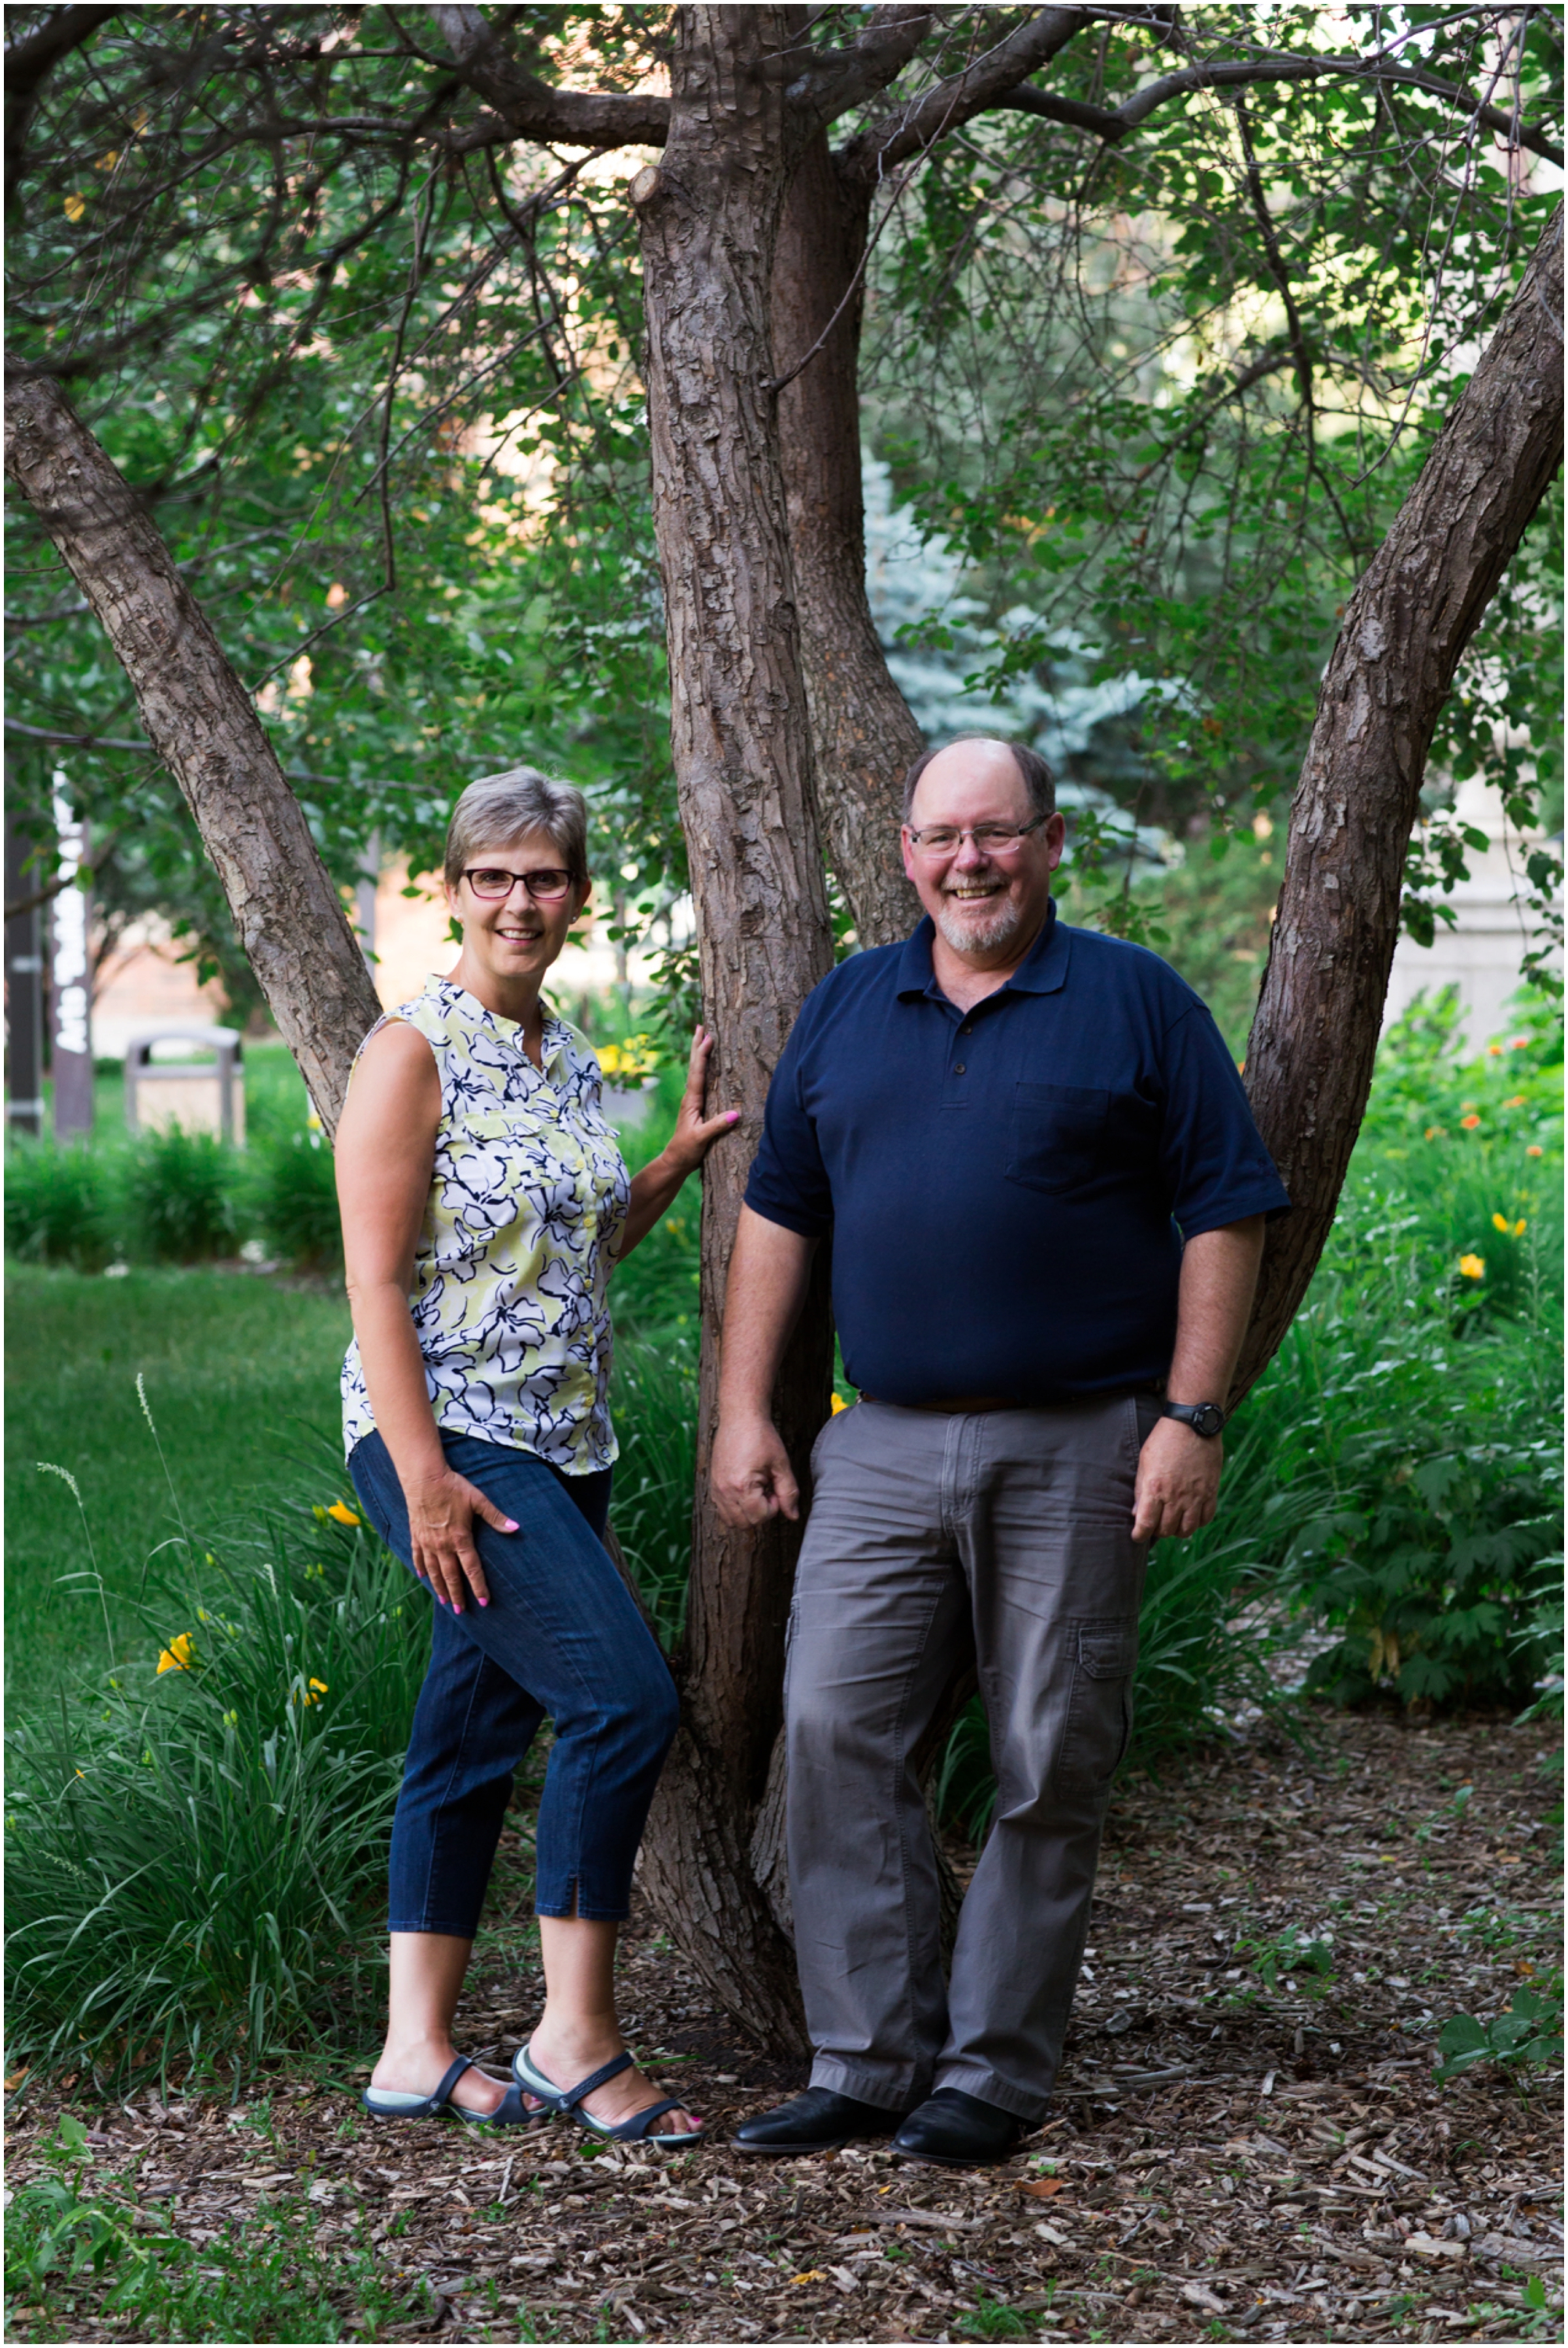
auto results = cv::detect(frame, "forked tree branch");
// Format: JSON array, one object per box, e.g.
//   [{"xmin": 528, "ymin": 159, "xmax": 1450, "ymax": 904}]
[
  {"xmin": 428, "ymin": 4, "xmax": 671, "ymax": 150},
  {"xmin": 836, "ymin": 5, "xmax": 1091, "ymax": 180}
]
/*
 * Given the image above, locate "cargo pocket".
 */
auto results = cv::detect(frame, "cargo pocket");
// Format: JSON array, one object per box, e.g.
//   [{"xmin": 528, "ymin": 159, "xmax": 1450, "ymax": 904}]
[
  {"xmin": 1005, "ymin": 1082, "xmax": 1109, "ymax": 1195},
  {"xmin": 1055, "ymin": 1621, "xmax": 1137, "ymax": 1794}
]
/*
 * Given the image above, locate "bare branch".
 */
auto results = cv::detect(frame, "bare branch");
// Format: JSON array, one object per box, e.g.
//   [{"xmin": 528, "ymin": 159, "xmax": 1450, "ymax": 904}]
[
  {"xmin": 428, "ymin": 5, "xmax": 670, "ymax": 152},
  {"xmin": 5, "ymin": 5, "xmax": 116, "ymax": 115},
  {"xmin": 836, "ymin": 7, "xmax": 1093, "ymax": 182},
  {"xmin": 4, "ymin": 716, "xmax": 154, "ymax": 752},
  {"xmin": 5, "ymin": 3, "xmax": 118, "ymax": 207}
]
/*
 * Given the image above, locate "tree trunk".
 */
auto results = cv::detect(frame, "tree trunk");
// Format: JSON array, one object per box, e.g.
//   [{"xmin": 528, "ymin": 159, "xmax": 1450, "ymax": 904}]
[
  {"xmin": 629, "ymin": 5, "xmax": 836, "ymax": 2055},
  {"xmin": 1236, "ymin": 203, "xmax": 1564, "ymax": 1398},
  {"xmin": 774, "ymin": 133, "xmax": 924, "ymax": 950},
  {"xmin": 3, "ymin": 368, "xmax": 381, "ymax": 1134}
]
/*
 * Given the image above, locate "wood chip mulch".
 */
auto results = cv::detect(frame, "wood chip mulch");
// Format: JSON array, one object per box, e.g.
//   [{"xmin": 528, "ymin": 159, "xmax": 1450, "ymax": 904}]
[{"xmin": 7, "ymin": 1703, "xmax": 1561, "ymax": 2343}]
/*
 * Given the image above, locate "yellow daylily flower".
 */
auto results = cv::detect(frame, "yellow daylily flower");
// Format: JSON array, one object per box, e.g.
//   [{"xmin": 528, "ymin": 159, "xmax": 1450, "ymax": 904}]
[
  {"xmin": 1458, "ymin": 1255, "xmax": 1485, "ymax": 1281},
  {"xmin": 156, "ymin": 1632, "xmax": 195, "ymax": 1674},
  {"xmin": 325, "ymin": 1502, "xmax": 361, "ymax": 1527},
  {"xmin": 830, "ymin": 1393, "xmax": 849, "ymax": 1415}
]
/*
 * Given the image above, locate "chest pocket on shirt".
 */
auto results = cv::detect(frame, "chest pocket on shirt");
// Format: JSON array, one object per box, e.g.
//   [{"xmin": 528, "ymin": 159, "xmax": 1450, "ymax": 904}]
[{"xmin": 1006, "ymin": 1082, "xmax": 1109, "ymax": 1195}]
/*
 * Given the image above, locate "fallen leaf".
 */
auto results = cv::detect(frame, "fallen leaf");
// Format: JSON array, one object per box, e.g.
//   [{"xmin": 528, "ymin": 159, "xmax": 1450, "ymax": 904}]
[
  {"xmin": 789, "ymin": 2270, "xmax": 826, "ymax": 2286},
  {"xmin": 1017, "ymin": 2177, "xmax": 1064, "ymax": 2198},
  {"xmin": 1182, "ymin": 2281, "xmax": 1228, "ymax": 2314},
  {"xmin": 1405, "ymin": 2233, "xmax": 1467, "ymax": 2262}
]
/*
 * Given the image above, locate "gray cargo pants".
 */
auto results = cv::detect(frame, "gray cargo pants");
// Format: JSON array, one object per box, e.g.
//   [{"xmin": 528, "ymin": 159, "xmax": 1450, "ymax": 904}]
[{"xmin": 785, "ymin": 1392, "xmax": 1160, "ymax": 2124}]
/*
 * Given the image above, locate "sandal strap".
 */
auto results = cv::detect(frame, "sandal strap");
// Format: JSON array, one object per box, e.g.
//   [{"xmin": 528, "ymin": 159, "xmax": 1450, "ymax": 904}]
[
  {"xmin": 558, "ymin": 2051, "xmax": 636, "ymax": 2112},
  {"xmin": 612, "ymin": 2097, "xmax": 689, "ymax": 2141},
  {"xmin": 430, "ymin": 2057, "xmax": 474, "ymax": 2111}
]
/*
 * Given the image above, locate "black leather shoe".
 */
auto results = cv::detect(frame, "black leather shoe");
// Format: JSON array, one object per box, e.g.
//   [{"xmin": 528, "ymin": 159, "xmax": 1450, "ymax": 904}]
[
  {"xmin": 734, "ymin": 2087, "xmax": 908, "ymax": 2155},
  {"xmin": 891, "ymin": 2088, "xmax": 1026, "ymax": 2167}
]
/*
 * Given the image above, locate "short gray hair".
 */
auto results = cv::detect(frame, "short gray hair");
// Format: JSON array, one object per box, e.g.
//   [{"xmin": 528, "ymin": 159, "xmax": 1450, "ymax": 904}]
[
  {"xmin": 901, "ymin": 737, "xmax": 1055, "ymax": 824},
  {"xmin": 444, "ymin": 766, "xmax": 590, "ymax": 890}
]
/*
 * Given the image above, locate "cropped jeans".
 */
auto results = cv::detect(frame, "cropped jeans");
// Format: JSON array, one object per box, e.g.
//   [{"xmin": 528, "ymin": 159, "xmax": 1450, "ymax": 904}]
[{"xmin": 350, "ymin": 1429, "xmax": 679, "ymax": 1934}]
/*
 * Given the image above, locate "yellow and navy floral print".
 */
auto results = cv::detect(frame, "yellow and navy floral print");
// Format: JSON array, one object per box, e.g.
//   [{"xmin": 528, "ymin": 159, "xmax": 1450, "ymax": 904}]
[{"xmin": 341, "ymin": 977, "xmax": 630, "ymax": 1476}]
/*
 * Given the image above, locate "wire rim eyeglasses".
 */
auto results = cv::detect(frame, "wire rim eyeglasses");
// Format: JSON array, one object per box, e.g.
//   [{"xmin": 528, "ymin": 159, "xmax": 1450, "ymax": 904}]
[{"xmin": 904, "ymin": 817, "xmax": 1047, "ymax": 857}]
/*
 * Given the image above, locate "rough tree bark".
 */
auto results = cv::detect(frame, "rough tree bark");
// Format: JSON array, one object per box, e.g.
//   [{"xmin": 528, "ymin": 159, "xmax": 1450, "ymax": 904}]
[
  {"xmin": 3, "ymin": 369, "xmax": 381, "ymax": 1134},
  {"xmin": 773, "ymin": 132, "xmax": 923, "ymax": 949},
  {"xmin": 1236, "ymin": 202, "xmax": 1564, "ymax": 1398},
  {"xmin": 624, "ymin": 6, "xmax": 841, "ymax": 2054}
]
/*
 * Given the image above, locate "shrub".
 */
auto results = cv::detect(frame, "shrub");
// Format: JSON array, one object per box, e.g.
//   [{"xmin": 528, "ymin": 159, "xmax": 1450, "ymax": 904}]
[
  {"xmin": 121, "ymin": 1127, "xmax": 240, "ymax": 1263},
  {"xmin": 250, "ymin": 1123, "xmax": 343, "ymax": 1270},
  {"xmin": 5, "ymin": 1495, "xmax": 428, "ymax": 2090},
  {"xmin": 4, "ymin": 1137, "xmax": 117, "ymax": 1270},
  {"xmin": 1284, "ymin": 1434, "xmax": 1561, "ymax": 1709}
]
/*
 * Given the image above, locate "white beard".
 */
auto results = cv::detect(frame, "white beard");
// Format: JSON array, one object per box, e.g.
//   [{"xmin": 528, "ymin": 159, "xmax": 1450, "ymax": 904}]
[{"xmin": 934, "ymin": 887, "xmax": 1029, "ymax": 957}]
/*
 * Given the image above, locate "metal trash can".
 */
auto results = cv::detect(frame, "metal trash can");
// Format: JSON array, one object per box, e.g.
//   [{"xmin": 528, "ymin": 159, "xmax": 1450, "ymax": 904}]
[{"xmin": 125, "ymin": 1027, "xmax": 245, "ymax": 1146}]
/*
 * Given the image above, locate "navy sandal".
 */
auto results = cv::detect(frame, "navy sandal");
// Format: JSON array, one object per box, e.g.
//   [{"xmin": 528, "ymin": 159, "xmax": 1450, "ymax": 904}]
[
  {"xmin": 512, "ymin": 2042, "xmax": 704, "ymax": 2147},
  {"xmin": 362, "ymin": 2055, "xmax": 537, "ymax": 2126}
]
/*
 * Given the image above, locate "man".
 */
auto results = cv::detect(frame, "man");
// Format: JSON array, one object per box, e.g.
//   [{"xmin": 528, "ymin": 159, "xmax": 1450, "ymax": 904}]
[{"xmin": 713, "ymin": 736, "xmax": 1290, "ymax": 2168}]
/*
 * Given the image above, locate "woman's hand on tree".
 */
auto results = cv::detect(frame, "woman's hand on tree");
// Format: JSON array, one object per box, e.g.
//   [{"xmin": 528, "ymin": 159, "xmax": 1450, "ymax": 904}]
[
  {"xmin": 663, "ymin": 1027, "xmax": 740, "ymax": 1174},
  {"xmin": 405, "ymin": 1469, "xmax": 516, "ymax": 1612}
]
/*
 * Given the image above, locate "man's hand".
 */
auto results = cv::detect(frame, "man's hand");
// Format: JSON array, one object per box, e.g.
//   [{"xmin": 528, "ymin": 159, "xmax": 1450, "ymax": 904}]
[
  {"xmin": 1132, "ymin": 1417, "xmax": 1222, "ymax": 1545},
  {"xmin": 711, "ymin": 1412, "xmax": 800, "ymax": 1527}
]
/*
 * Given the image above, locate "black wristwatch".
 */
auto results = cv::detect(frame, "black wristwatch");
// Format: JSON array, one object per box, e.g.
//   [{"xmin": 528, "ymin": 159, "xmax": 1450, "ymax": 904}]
[{"xmin": 1162, "ymin": 1400, "xmax": 1226, "ymax": 1439}]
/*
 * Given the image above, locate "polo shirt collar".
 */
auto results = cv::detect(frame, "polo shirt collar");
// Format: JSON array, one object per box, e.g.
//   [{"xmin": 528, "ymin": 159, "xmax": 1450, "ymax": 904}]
[{"xmin": 894, "ymin": 898, "xmax": 1070, "ymax": 1000}]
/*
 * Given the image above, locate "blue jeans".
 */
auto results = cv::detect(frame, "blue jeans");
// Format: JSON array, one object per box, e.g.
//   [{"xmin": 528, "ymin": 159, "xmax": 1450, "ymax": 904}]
[{"xmin": 350, "ymin": 1429, "xmax": 679, "ymax": 1933}]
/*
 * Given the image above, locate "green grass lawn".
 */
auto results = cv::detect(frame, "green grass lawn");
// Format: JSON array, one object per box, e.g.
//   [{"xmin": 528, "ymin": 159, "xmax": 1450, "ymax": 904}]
[{"xmin": 5, "ymin": 1265, "xmax": 353, "ymax": 1693}]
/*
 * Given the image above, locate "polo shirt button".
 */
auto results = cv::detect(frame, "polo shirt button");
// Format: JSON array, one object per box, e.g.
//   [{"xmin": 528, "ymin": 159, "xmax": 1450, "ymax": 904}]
[{"xmin": 954, "ymin": 1062, "xmax": 966, "ymax": 1075}]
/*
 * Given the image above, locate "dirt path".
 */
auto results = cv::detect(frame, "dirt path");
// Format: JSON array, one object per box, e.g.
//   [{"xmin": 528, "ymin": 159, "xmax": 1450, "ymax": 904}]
[{"xmin": 7, "ymin": 1705, "xmax": 1561, "ymax": 2343}]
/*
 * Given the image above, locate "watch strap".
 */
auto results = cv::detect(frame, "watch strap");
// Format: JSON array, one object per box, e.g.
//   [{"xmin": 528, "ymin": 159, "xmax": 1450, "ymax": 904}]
[{"xmin": 1162, "ymin": 1400, "xmax": 1226, "ymax": 1438}]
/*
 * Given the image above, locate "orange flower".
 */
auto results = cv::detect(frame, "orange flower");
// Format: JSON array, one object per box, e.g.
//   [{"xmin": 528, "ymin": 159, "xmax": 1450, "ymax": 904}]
[
  {"xmin": 1460, "ymin": 1114, "xmax": 1481, "ymax": 1130},
  {"xmin": 1458, "ymin": 1255, "xmax": 1485, "ymax": 1280},
  {"xmin": 1424, "ymin": 1127, "xmax": 1444, "ymax": 1141},
  {"xmin": 1527, "ymin": 1144, "xmax": 1544, "ymax": 1157},
  {"xmin": 1487, "ymin": 1042, "xmax": 1503, "ymax": 1055},
  {"xmin": 1503, "ymin": 1095, "xmax": 1527, "ymax": 1108}
]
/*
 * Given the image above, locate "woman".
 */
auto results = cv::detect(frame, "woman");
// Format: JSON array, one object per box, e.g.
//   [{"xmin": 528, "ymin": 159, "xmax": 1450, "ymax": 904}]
[{"xmin": 335, "ymin": 765, "xmax": 735, "ymax": 2143}]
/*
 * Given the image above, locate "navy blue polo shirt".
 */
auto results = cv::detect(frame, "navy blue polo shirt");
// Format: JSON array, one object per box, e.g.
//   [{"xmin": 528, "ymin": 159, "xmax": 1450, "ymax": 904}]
[{"xmin": 744, "ymin": 904, "xmax": 1290, "ymax": 1406}]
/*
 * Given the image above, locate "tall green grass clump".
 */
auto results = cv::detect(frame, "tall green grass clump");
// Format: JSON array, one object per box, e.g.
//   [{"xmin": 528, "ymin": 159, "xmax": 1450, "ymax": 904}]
[
  {"xmin": 5, "ymin": 1487, "xmax": 428, "ymax": 2091},
  {"xmin": 611, "ymin": 1333, "xmax": 699, "ymax": 1648}
]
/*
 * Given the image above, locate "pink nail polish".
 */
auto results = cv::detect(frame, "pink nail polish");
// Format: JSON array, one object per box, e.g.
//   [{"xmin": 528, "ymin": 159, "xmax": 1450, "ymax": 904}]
[{"xmin": 479, "ymin": 1596, "xmax": 489, "ymax": 1608}]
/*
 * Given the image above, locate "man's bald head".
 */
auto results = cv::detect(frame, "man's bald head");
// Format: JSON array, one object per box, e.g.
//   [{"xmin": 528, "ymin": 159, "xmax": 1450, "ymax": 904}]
[{"xmin": 901, "ymin": 737, "xmax": 1054, "ymax": 826}]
